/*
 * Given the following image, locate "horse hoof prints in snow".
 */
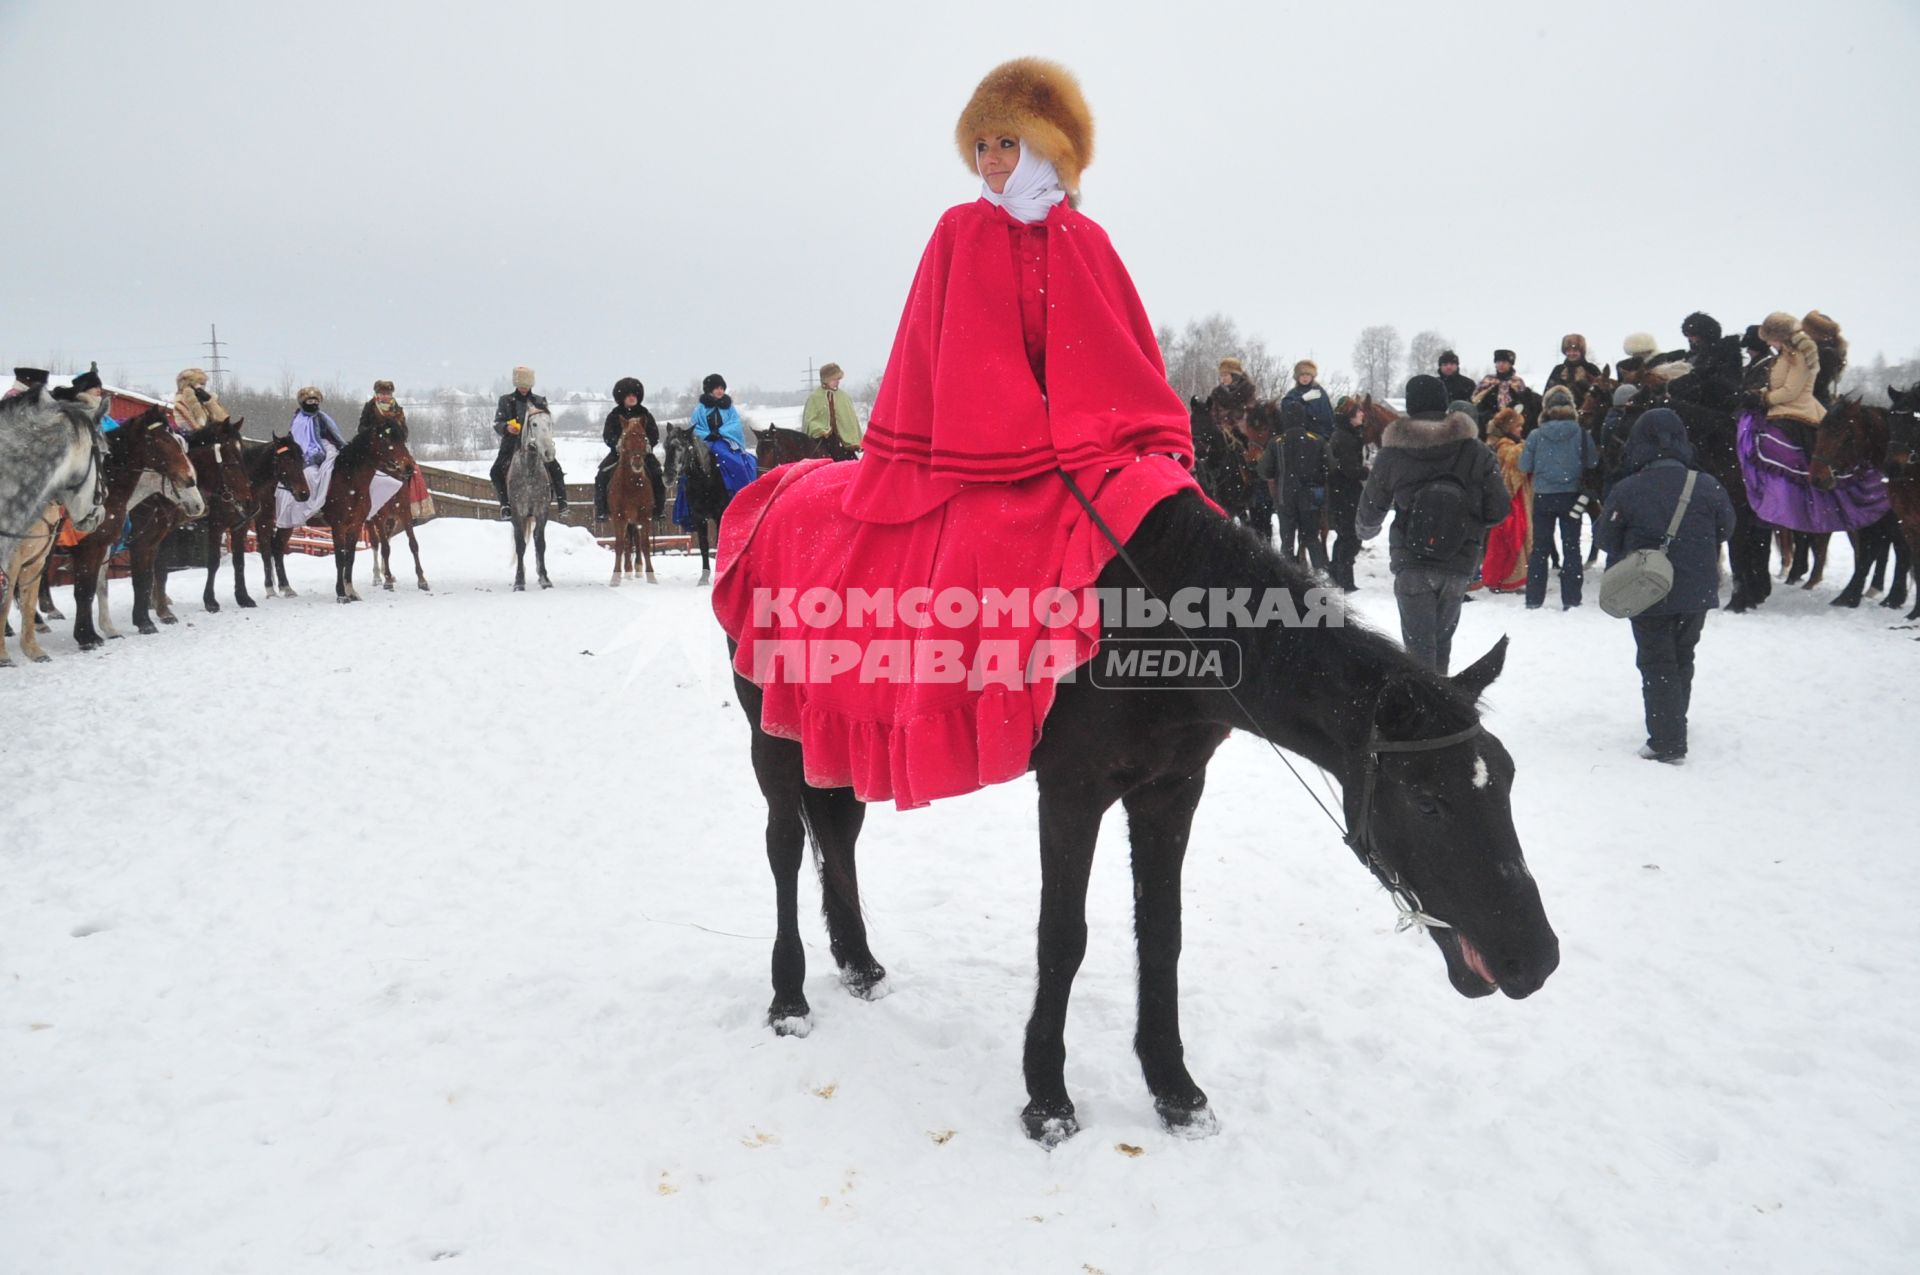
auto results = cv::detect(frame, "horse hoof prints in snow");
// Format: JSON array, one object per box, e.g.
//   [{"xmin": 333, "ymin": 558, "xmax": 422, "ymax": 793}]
[{"xmin": 730, "ymin": 492, "xmax": 1559, "ymax": 1148}]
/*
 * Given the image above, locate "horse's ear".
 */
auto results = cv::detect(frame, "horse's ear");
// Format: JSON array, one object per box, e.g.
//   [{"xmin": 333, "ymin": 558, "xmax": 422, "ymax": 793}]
[{"xmin": 1450, "ymin": 636, "xmax": 1508, "ymax": 700}]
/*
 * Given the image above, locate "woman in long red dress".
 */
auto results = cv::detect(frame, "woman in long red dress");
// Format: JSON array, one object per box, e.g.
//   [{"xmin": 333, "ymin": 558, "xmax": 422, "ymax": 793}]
[{"xmin": 1478, "ymin": 406, "xmax": 1533, "ymax": 593}]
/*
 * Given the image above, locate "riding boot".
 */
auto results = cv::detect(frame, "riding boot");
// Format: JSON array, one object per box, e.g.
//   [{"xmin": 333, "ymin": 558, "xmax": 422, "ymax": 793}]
[
  {"xmin": 547, "ymin": 461, "xmax": 568, "ymax": 512},
  {"xmin": 645, "ymin": 453, "xmax": 666, "ymax": 513},
  {"xmin": 594, "ymin": 467, "xmax": 611, "ymax": 521}
]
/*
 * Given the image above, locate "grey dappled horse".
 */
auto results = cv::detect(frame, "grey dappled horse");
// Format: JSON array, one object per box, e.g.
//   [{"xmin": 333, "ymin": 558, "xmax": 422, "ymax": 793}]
[{"xmin": 506, "ymin": 409, "xmax": 558, "ymax": 591}]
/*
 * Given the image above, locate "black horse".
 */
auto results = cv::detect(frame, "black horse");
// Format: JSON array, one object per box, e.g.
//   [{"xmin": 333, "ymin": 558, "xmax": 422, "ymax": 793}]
[
  {"xmin": 664, "ymin": 422, "xmax": 737, "ymax": 584},
  {"xmin": 1188, "ymin": 395, "xmax": 1255, "ymax": 526},
  {"xmin": 732, "ymin": 488, "xmax": 1559, "ymax": 1147}
]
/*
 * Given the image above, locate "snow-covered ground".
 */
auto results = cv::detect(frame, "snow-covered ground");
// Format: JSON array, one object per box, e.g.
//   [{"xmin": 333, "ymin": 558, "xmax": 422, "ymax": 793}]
[{"xmin": 2, "ymin": 519, "xmax": 1915, "ymax": 1273}]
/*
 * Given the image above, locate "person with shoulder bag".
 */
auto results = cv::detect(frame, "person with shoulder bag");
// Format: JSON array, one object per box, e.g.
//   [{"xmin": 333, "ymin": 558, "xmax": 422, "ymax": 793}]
[
  {"xmin": 1593, "ymin": 408, "xmax": 1735, "ymax": 763},
  {"xmin": 1356, "ymin": 374, "xmax": 1510, "ymax": 673}
]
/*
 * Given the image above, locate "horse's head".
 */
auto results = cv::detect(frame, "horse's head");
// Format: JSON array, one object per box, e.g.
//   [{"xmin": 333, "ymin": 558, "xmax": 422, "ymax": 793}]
[
  {"xmin": 213, "ymin": 418, "xmax": 252, "ymax": 500},
  {"xmin": 1885, "ymin": 384, "xmax": 1920, "ymax": 474},
  {"xmin": 620, "ymin": 414, "xmax": 653, "ymax": 472},
  {"xmin": 1810, "ymin": 396, "xmax": 1879, "ymax": 492},
  {"xmin": 270, "ymin": 433, "xmax": 311, "ymax": 501},
  {"xmin": 1343, "ymin": 638, "xmax": 1559, "ymax": 1000},
  {"xmin": 127, "ymin": 404, "xmax": 201, "ymax": 491},
  {"xmin": 159, "ymin": 428, "xmax": 208, "ymax": 518},
  {"xmin": 367, "ymin": 418, "xmax": 418, "ymax": 480},
  {"xmin": 1577, "ymin": 374, "xmax": 1618, "ymax": 426}
]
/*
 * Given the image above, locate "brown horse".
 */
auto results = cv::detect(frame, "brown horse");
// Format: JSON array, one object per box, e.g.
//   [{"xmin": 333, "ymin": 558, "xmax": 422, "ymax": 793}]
[
  {"xmin": 756, "ymin": 426, "xmax": 856, "ymax": 469},
  {"xmin": 608, "ymin": 414, "xmax": 658, "ymax": 585},
  {"xmin": 183, "ymin": 419, "xmax": 309, "ymax": 612},
  {"xmin": 66, "ymin": 406, "xmax": 203, "ymax": 648},
  {"xmin": 1809, "ymin": 397, "xmax": 1909, "ymax": 611},
  {"xmin": 365, "ymin": 473, "xmax": 431, "ymax": 593},
  {"xmin": 254, "ymin": 421, "xmax": 416, "ymax": 602},
  {"xmin": 1882, "ymin": 384, "xmax": 1920, "ymax": 623}
]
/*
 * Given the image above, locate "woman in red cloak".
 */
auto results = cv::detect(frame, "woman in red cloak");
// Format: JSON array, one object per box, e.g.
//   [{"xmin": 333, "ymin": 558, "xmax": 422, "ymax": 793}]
[{"xmin": 842, "ymin": 56, "xmax": 1194, "ymax": 523}]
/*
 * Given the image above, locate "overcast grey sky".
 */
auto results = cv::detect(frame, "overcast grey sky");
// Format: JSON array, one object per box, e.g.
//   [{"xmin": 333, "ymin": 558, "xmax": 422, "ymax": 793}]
[{"xmin": 5, "ymin": 0, "xmax": 1917, "ymax": 400}]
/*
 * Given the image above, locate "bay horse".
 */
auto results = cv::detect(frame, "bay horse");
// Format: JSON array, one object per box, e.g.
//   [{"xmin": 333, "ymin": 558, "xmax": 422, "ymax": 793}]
[
  {"xmin": 365, "ymin": 472, "xmax": 431, "ymax": 593},
  {"xmin": 607, "ymin": 414, "xmax": 657, "ymax": 585},
  {"xmin": 122, "ymin": 437, "xmax": 211, "ymax": 635},
  {"xmin": 1809, "ymin": 397, "xmax": 1909, "ymax": 612},
  {"xmin": 252, "ymin": 419, "xmax": 416, "ymax": 601},
  {"xmin": 733, "ymin": 487, "xmax": 1558, "ymax": 1147},
  {"xmin": 665, "ymin": 421, "xmax": 734, "ymax": 585},
  {"xmin": 506, "ymin": 409, "xmax": 557, "ymax": 591},
  {"xmin": 184, "ymin": 420, "xmax": 309, "ymax": 612},
  {"xmin": 65, "ymin": 406, "xmax": 202, "ymax": 649}
]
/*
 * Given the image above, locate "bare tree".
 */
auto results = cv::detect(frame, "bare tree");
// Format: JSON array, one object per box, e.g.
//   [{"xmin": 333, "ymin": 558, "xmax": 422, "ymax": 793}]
[
  {"xmin": 1351, "ymin": 324, "xmax": 1401, "ymax": 398},
  {"xmin": 1405, "ymin": 330, "xmax": 1453, "ymax": 383}
]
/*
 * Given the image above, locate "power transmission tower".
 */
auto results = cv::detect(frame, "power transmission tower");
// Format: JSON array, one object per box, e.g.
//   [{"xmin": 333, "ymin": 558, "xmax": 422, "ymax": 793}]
[
  {"xmin": 205, "ymin": 324, "xmax": 228, "ymax": 392},
  {"xmin": 801, "ymin": 358, "xmax": 816, "ymax": 395}
]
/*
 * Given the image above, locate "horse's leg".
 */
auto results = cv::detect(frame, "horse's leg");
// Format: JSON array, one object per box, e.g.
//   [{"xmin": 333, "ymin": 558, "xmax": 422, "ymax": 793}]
[
  {"xmin": 272, "ymin": 529, "xmax": 296, "ymax": 596},
  {"xmin": 698, "ymin": 521, "xmax": 713, "ymax": 586},
  {"xmin": 741, "ymin": 671, "xmax": 813, "ymax": 1035},
  {"xmin": 129, "ymin": 537, "xmax": 158, "ymax": 636},
  {"xmin": 534, "ymin": 517, "xmax": 551, "ymax": 588},
  {"xmin": 642, "ymin": 517, "xmax": 656, "ymax": 583},
  {"xmin": 333, "ymin": 534, "xmax": 351, "ymax": 604},
  {"xmin": 1122, "ymin": 770, "xmax": 1218, "ymax": 1136},
  {"xmin": 231, "ymin": 525, "xmax": 256, "ymax": 608},
  {"xmin": 16, "ymin": 548, "xmax": 50, "ymax": 663},
  {"xmin": 254, "ymin": 518, "xmax": 275, "ymax": 597},
  {"xmin": 154, "ymin": 545, "xmax": 177, "ymax": 623},
  {"xmin": 610, "ymin": 516, "xmax": 624, "ymax": 586},
  {"xmin": 1882, "ymin": 524, "xmax": 1911, "ymax": 610},
  {"xmin": 343, "ymin": 522, "xmax": 363, "ymax": 601},
  {"xmin": 1022, "ymin": 778, "xmax": 1113, "ymax": 1147},
  {"xmin": 799, "ymin": 784, "xmax": 884, "ymax": 997},
  {"xmin": 512, "ymin": 517, "xmax": 526, "ymax": 591},
  {"xmin": 1804, "ymin": 531, "xmax": 1830, "ymax": 589},
  {"xmin": 403, "ymin": 517, "xmax": 428, "ymax": 591},
  {"xmin": 1831, "ymin": 525, "xmax": 1879, "ymax": 607},
  {"xmin": 201, "ymin": 517, "xmax": 223, "ymax": 612},
  {"xmin": 71, "ymin": 552, "xmax": 104, "ymax": 649}
]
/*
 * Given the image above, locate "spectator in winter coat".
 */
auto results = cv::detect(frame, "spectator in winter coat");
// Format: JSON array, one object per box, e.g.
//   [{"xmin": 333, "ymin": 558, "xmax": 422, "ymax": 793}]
[
  {"xmin": 491, "ymin": 365, "xmax": 566, "ymax": 516},
  {"xmin": 1519, "ymin": 383, "xmax": 1599, "ymax": 609},
  {"xmin": 1278, "ymin": 360, "xmax": 1335, "ymax": 432},
  {"xmin": 358, "ymin": 379, "xmax": 408, "ymax": 440},
  {"xmin": 173, "ymin": 367, "xmax": 229, "ymax": 431},
  {"xmin": 1325, "ymin": 396, "xmax": 1369, "ymax": 592},
  {"xmin": 595, "ymin": 376, "xmax": 665, "ymax": 521},
  {"xmin": 1472, "ymin": 349, "xmax": 1529, "ymax": 429},
  {"xmin": 1594, "ymin": 408, "xmax": 1736, "ymax": 763},
  {"xmin": 1543, "ymin": 335, "xmax": 1603, "ymax": 404},
  {"xmin": 1258, "ymin": 400, "xmax": 1330, "ymax": 574},
  {"xmin": 1756, "ymin": 312, "xmax": 1824, "ymax": 451},
  {"xmin": 1356, "ymin": 374, "xmax": 1510, "ymax": 673},
  {"xmin": 801, "ymin": 362, "xmax": 863, "ymax": 460},
  {"xmin": 1599, "ymin": 382, "xmax": 1643, "ymax": 500},
  {"xmin": 1436, "ymin": 351, "xmax": 1475, "ymax": 404},
  {"xmin": 289, "ymin": 386, "xmax": 347, "ymax": 465}
]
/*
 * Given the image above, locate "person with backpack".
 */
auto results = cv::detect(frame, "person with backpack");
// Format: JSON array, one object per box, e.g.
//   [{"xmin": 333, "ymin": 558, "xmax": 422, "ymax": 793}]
[
  {"xmin": 1594, "ymin": 408, "xmax": 1735, "ymax": 763},
  {"xmin": 1356, "ymin": 374, "xmax": 1510, "ymax": 673},
  {"xmin": 1519, "ymin": 384, "xmax": 1599, "ymax": 609}
]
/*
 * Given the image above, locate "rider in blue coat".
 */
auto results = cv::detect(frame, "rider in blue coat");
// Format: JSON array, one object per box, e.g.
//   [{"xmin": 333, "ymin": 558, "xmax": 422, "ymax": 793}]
[{"xmin": 690, "ymin": 373, "xmax": 758, "ymax": 493}]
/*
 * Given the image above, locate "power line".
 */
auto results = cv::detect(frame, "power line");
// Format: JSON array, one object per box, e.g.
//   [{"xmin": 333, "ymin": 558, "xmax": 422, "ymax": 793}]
[{"xmin": 206, "ymin": 324, "xmax": 227, "ymax": 394}]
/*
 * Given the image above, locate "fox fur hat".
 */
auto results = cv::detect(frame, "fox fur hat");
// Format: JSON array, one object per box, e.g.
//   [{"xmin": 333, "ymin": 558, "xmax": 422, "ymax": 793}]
[
  {"xmin": 1487, "ymin": 406, "xmax": 1526, "ymax": 440},
  {"xmin": 1218, "ymin": 356, "xmax": 1246, "ymax": 377},
  {"xmin": 295, "ymin": 385, "xmax": 323, "ymax": 404},
  {"xmin": 177, "ymin": 367, "xmax": 210, "ymax": 389},
  {"xmin": 955, "ymin": 58, "xmax": 1094, "ymax": 196},
  {"xmin": 373, "ymin": 379, "xmax": 396, "ymax": 394},
  {"xmin": 1293, "ymin": 359, "xmax": 1319, "ymax": 380},
  {"xmin": 1560, "ymin": 333, "xmax": 1587, "ymax": 355}
]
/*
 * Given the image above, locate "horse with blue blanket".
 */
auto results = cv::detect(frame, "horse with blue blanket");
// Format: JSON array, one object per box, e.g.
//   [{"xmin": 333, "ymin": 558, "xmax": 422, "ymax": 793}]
[{"xmin": 670, "ymin": 374, "xmax": 758, "ymax": 584}]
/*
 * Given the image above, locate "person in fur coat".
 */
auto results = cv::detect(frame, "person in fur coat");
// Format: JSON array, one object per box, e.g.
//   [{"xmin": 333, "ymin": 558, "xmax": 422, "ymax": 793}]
[
  {"xmin": 1801, "ymin": 309, "xmax": 1847, "ymax": 407},
  {"xmin": 1543, "ymin": 335, "xmax": 1603, "ymax": 402},
  {"xmin": 358, "ymin": 379, "xmax": 408, "ymax": 439},
  {"xmin": 174, "ymin": 367, "xmax": 228, "ymax": 431},
  {"xmin": 1756, "ymin": 312, "xmax": 1824, "ymax": 449},
  {"xmin": 1477, "ymin": 407, "xmax": 1532, "ymax": 593}
]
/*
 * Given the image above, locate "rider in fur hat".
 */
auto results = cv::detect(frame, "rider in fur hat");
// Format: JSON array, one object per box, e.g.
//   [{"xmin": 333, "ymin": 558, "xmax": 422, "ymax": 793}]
[
  {"xmin": 595, "ymin": 376, "xmax": 665, "ymax": 521},
  {"xmin": 491, "ymin": 366, "xmax": 564, "ymax": 517},
  {"xmin": 174, "ymin": 367, "xmax": 229, "ymax": 431},
  {"xmin": 1544, "ymin": 334, "xmax": 1602, "ymax": 402},
  {"xmin": 842, "ymin": 56, "xmax": 1191, "ymax": 519}
]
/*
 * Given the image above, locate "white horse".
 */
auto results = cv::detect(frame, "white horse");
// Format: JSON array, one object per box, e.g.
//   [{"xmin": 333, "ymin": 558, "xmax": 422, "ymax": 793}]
[
  {"xmin": 0, "ymin": 389, "xmax": 109, "ymax": 576},
  {"xmin": 506, "ymin": 409, "xmax": 559, "ymax": 591}
]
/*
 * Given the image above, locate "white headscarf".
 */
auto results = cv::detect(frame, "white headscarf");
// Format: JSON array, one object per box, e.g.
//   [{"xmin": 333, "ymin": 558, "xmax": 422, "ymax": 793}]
[{"xmin": 978, "ymin": 142, "xmax": 1066, "ymax": 224}]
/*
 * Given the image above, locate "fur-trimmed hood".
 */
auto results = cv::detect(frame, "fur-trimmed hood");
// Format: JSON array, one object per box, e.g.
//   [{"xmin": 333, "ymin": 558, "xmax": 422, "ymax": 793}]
[
  {"xmin": 955, "ymin": 58, "xmax": 1094, "ymax": 195},
  {"xmin": 1541, "ymin": 384, "xmax": 1578, "ymax": 420},
  {"xmin": 1382, "ymin": 410, "xmax": 1478, "ymax": 450},
  {"xmin": 1759, "ymin": 311, "xmax": 1801, "ymax": 344}
]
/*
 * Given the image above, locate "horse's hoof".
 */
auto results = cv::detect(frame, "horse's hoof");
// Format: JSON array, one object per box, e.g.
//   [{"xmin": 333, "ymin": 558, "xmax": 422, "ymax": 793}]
[
  {"xmin": 1020, "ymin": 1101, "xmax": 1080, "ymax": 1149},
  {"xmin": 337, "ymin": 596, "xmax": 351, "ymax": 605},
  {"xmin": 1831, "ymin": 593, "xmax": 1862, "ymax": 609},
  {"xmin": 698, "ymin": 572, "xmax": 712, "ymax": 587},
  {"xmin": 77, "ymin": 639, "xmax": 101, "ymax": 652},
  {"xmin": 280, "ymin": 587, "xmax": 297, "ymax": 598},
  {"xmin": 768, "ymin": 1002, "xmax": 813, "ymax": 1037},
  {"xmin": 513, "ymin": 582, "xmax": 525, "ymax": 592},
  {"xmin": 159, "ymin": 614, "xmax": 177, "ymax": 625},
  {"xmin": 137, "ymin": 622, "xmax": 158, "ymax": 636},
  {"xmin": 840, "ymin": 963, "xmax": 891, "ymax": 1001},
  {"xmin": 238, "ymin": 597, "xmax": 256, "ymax": 609},
  {"xmin": 382, "ymin": 581, "xmax": 395, "ymax": 592},
  {"xmin": 44, "ymin": 606, "xmax": 63, "ymax": 620},
  {"xmin": 1155, "ymin": 1095, "xmax": 1222, "ymax": 1140},
  {"xmin": 205, "ymin": 601, "xmax": 221, "ymax": 614},
  {"xmin": 417, "ymin": 581, "xmax": 430, "ymax": 592},
  {"xmin": 30, "ymin": 653, "xmax": 51, "ymax": 665},
  {"xmin": 539, "ymin": 578, "xmax": 552, "ymax": 590},
  {"xmin": 32, "ymin": 620, "xmax": 49, "ymax": 634},
  {"xmin": 646, "ymin": 573, "xmax": 658, "ymax": 584}
]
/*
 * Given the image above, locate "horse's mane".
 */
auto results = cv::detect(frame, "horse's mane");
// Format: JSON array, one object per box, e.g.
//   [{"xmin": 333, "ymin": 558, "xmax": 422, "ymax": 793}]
[
  {"xmin": 1127, "ymin": 491, "xmax": 1484, "ymax": 734},
  {"xmin": 337, "ymin": 428, "xmax": 374, "ymax": 467}
]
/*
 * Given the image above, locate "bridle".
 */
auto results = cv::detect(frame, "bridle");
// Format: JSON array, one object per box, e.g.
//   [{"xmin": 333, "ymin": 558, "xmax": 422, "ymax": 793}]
[
  {"xmin": 1054, "ymin": 465, "xmax": 1484, "ymax": 934},
  {"xmin": 1344, "ymin": 723, "xmax": 1484, "ymax": 932}
]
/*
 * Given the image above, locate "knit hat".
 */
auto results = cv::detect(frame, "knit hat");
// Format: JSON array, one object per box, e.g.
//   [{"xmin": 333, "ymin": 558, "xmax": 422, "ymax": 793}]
[
  {"xmin": 1623, "ymin": 332, "xmax": 1659, "ymax": 358},
  {"xmin": 373, "ymin": 379, "xmax": 395, "ymax": 394},
  {"xmin": 612, "ymin": 376, "xmax": 644, "ymax": 402},
  {"xmin": 1561, "ymin": 334, "xmax": 1587, "ymax": 355},
  {"xmin": 1681, "ymin": 312, "xmax": 1722, "ymax": 343},
  {"xmin": 819, "ymin": 363, "xmax": 843, "ymax": 384},
  {"xmin": 1612, "ymin": 383, "xmax": 1640, "ymax": 407},
  {"xmin": 955, "ymin": 58, "xmax": 1094, "ymax": 195},
  {"xmin": 1437, "ymin": 350, "xmax": 1460, "ymax": 367},
  {"xmin": 1404, "ymin": 374, "xmax": 1448, "ymax": 416},
  {"xmin": 1218, "ymin": 356, "xmax": 1245, "ymax": 377},
  {"xmin": 512, "ymin": 366, "xmax": 536, "ymax": 390},
  {"xmin": 1447, "ymin": 400, "xmax": 1476, "ymax": 419},
  {"xmin": 1293, "ymin": 359, "xmax": 1318, "ymax": 380},
  {"xmin": 1493, "ymin": 348, "xmax": 1516, "ymax": 365},
  {"xmin": 702, "ymin": 373, "xmax": 728, "ymax": 395}
]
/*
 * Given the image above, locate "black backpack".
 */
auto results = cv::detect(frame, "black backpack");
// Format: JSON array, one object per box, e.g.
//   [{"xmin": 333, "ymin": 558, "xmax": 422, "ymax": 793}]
[{"xmin": 1400, "ymin": 445, "xmax": 1479, "ymax": 564}]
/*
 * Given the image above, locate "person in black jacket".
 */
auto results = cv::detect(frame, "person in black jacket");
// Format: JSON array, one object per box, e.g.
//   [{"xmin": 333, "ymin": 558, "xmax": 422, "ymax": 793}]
[
  {"xmin": 1325, "ymin": 395, "xmax": 1369, "ymax": 592},
  {"xmin": 1436, "ymin": 350, "xmax": 1475, "ymax": 404},
  {"xmin": 1259, "ymin": 400, "xmax": 1331, "ymax": 573},
  {"xmin": 1594, "ymin": 408, "xmax": 1736, "ymax": 763},
  {"xmin": 594, "ymin": 376, "xmax": 665, "ymax": 521},
  {"xmin": 1544, "ymin": 334, "xmax": 1604, "ymax": 403},
  {"xmin": 490, "ymin": 365, "xmax": 565, "ymax": 517},
  {"xmin": 1356, "ymin": 375, "xmax": 1510, "ymax": 673}
]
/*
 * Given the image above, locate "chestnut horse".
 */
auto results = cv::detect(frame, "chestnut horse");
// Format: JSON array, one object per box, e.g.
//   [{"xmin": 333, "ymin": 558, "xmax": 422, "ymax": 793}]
[
  {"xmin": 365, "ymin": 473, "xmax": 431, "ymax": 593},
  {"xmin": 608, "ymin": 414, "xmax": 657, "ymax": 585}
]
